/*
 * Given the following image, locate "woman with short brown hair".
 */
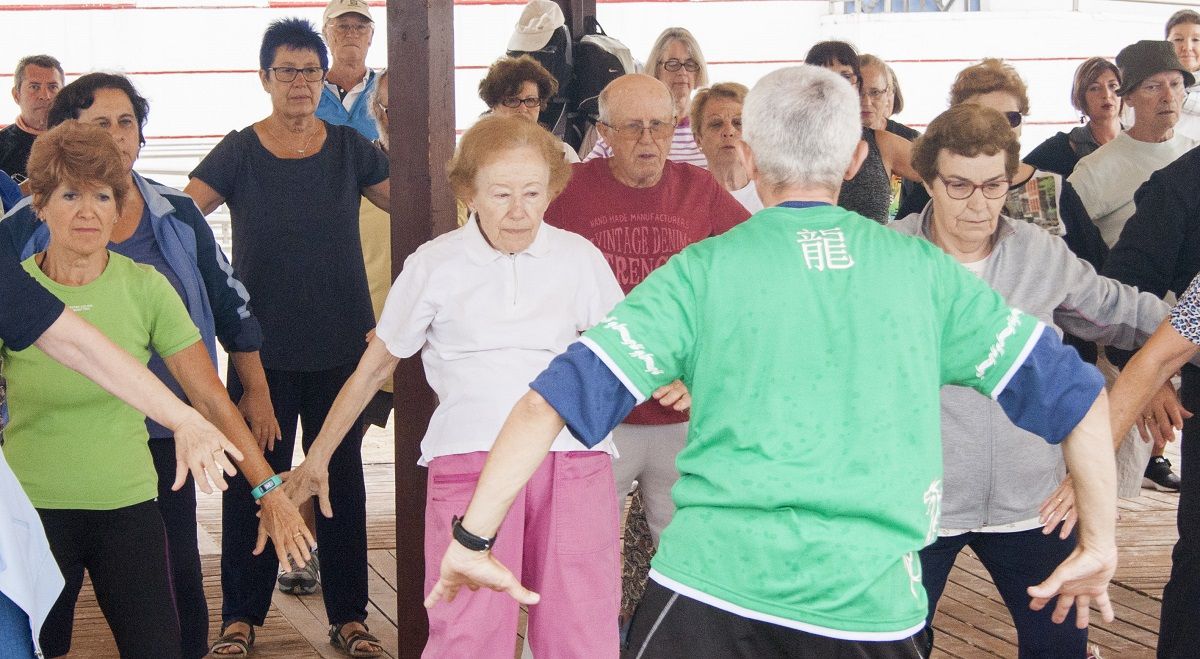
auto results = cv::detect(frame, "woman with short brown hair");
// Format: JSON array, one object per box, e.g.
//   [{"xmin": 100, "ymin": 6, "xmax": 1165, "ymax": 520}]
[{"xmin": 895, "ymin": 103, "xmax": 1169, "ymax": 658}]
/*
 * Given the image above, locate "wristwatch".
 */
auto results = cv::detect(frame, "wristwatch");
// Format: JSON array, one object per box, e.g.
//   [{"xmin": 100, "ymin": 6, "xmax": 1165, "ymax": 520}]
[{"xmin": 451, "ymin": 515, "xmax": 496, "ymax": 552}]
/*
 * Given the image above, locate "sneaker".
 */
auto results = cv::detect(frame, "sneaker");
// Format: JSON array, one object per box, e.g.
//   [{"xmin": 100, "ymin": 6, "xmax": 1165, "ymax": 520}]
[
  {"xmin": 278, "ymin": 549, "xmax": 320, "ymax": 595},
  {"xmin": 1086, "ymin": 643, "xmax": 1104, "ymax": 659},
  {"xmin": 1143, "ymin": 456, "xmax": 1181, "ymax": 492}
]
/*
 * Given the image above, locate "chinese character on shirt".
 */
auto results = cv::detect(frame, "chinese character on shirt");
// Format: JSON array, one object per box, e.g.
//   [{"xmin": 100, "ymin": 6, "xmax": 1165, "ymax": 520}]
[{"xmin": 796, "ymin": 228, "xmax": 854, "ymax": 271}]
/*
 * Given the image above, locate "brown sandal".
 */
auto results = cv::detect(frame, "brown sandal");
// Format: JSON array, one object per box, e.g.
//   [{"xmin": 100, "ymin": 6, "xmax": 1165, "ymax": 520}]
[
  {"xmin": 329, "ymin": 622, "xmax": 383, "ymax": 658},
  {"xmin": 211, "ymin": 621, "xmax": 255, "ymax": 656}
]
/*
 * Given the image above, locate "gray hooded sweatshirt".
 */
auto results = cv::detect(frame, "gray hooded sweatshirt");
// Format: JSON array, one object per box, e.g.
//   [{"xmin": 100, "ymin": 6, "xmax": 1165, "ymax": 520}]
[{"xmin": 891, "ymin": 210, "xmax": 1168, "ymax": 529}]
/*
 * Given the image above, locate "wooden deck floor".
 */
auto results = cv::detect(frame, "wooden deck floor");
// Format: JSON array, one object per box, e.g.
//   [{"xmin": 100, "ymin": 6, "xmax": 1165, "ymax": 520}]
[{"xmin": 62, "ymin": 431, "xmax": 1179, "ymax": 658}]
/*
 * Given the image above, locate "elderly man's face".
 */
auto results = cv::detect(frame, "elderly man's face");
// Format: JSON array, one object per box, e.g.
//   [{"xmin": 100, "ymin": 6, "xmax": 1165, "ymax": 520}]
[
  {"xmin": 13, "ymin": 64, "xmax": 63, "ymax": 131},
  {"xmin": 1127, "ymin": 70, "xmax": 1186, "ymax": 135},
  {"xmin": 599, "ymin": 82, "xmax": 676, "ymax": 188},
  {"xmin": 325, "ymin": 13, "xmax": 373, "ymax": 63}
]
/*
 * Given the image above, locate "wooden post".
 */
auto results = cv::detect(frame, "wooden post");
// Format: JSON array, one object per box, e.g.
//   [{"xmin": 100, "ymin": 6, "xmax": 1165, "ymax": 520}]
[{"xmin": 388, "ymin": 1, "xmax": 456, "ymax": 655}]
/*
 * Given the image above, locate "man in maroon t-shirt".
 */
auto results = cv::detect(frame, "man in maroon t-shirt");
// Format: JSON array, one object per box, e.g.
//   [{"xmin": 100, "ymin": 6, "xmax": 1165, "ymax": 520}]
[{"xmin": 545, "ymin": 74, "xmax": 750, "ymax": 556}]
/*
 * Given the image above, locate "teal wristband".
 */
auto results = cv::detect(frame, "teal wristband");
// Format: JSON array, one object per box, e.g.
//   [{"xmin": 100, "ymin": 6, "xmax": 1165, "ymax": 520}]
[{"xmin": 251, "ymin": 474, "xmax": 282, "ymax": 500}]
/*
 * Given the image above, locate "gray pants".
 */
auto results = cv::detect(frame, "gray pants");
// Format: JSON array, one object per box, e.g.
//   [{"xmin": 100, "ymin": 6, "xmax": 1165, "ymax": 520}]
[{"xmin": 613, "ymin": 422, "xmax": 688, "ymax": 544}]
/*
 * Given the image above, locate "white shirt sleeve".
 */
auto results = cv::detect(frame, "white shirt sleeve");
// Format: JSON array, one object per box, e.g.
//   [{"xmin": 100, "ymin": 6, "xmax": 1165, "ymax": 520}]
[{"xmin": 375, "ymin": 251, "xmax": 438, "ymax": 358}]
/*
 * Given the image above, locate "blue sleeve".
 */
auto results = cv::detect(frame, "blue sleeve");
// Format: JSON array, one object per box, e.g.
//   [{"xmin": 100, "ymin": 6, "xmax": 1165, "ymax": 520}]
[
  {"xmin": 996, "ymin": 330, "xmax": 1105, "ymax": 444},
  {"xmin": 0, "ymin": 171, "xmax": 19, "ymax": 212},
  {"xmin": 162, "ymin": 187, "xmax": 263, "ymax": 352},
  {"xmin": 529, "ymin": 342, "xmax": 637, "ymax": 448}
]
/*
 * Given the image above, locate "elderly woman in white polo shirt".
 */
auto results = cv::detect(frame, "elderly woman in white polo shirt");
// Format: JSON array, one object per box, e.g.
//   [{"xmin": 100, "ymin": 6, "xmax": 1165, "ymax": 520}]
[{"xmin": 282, "ymin": 115, "xmax": 626, "ymax": 655}]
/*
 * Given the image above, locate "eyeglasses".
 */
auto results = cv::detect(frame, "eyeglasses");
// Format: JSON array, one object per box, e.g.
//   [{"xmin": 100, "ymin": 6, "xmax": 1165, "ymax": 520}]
[
  {"xmin": 500, "ymin": 96, "xmax": 543, "ymax": 109},
  {"xmin": 1004, "ymin": 111, "xmax": 1023, "ymax": 128},
  {"xmin": 268, "ymin": 67, "xmax": 326, "ymax": 83},
  {"xmin": 660, "ymin": 58, "xmax": 701, "ymax": 73},
  {"xmin": 331, "ymin": 22, "xmax": 372, "ymax": 36},
  {"xmin": 600, "ymin": 119, "xmax": 676, "ymax": 141},
  {"xmin": 937, "ymin": 174, "xmax": 1010, "ymax": 200},
  {"xmin": 862, "ymin": 87, "xmax": 891, "ymax": 100}
]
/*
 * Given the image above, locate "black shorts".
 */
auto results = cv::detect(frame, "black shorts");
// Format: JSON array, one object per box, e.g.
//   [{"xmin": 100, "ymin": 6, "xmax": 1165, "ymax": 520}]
[
  {"xmin": 361, "ymin": 389, "xmax": 393, "ymax": 429},
  {"xmin": 622, "ymin": 579, "xmax": 926, "ymax": 659}
]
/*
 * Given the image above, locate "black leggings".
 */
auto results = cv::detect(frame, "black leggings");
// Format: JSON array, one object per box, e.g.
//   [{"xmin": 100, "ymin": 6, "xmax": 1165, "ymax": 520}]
[
  {"xmin": 221, "ymin": 363, "xmax": 368, "ymax": 628},
  {"xmin": 37, "ymin": 501, "xmax": 182, "ymax": 659},
  {"xmin": 149, "ymin": 437, "xmax": 209, "ymax": 659}
]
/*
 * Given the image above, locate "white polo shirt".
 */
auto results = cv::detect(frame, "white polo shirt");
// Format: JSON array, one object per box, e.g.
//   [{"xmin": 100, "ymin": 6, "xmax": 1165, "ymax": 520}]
[{"xmin": 377, "ymin": 217, "xmax": 623, "ymax": 464}]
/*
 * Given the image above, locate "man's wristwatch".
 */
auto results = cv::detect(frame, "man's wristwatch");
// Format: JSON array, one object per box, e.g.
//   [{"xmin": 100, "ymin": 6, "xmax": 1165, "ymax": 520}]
[{"xmin": 451, "ymin": 515, "xmax": 496, "ymax": 552}]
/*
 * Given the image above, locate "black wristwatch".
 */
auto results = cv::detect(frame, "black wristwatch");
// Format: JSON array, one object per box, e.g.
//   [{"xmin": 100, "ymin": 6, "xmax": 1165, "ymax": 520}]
[{"xmin": 452, "ymin": 515, "xmax": 496, "ymax": 552}]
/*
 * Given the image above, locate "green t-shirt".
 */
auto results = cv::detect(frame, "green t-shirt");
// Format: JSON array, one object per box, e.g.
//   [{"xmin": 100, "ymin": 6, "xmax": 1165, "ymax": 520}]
[
  {"xmin": 581, "ymin": 205, "xmax": 1043, "ymax": 637},
  {"xmin": 0, "ymin": 253, "xmax": 200, "ymax": 509}
]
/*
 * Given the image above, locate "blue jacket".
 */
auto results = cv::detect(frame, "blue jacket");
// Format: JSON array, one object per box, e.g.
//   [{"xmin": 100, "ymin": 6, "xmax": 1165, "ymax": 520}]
[
  {"xmin": 0, "ymin": 171, "xmax": 19, "ymax": 212},
  {"xmin": 316, "ymin": 70, "xmax": 380, "ymax": 141},
  {"xmin": 0, "ymin": 172, "xmax": 262, "ymax": 364}
]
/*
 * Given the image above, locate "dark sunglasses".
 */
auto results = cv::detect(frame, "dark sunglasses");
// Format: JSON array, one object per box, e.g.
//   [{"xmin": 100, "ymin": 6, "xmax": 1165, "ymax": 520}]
[{"xmin": 1004, "ymin": 111, "xmax": 1023, "ymax": 128}]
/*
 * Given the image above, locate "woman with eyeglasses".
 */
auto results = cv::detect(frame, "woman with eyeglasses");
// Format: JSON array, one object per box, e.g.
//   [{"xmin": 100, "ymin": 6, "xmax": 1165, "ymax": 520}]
[
  {"xmin": 478, "ymin": 55, "xmax": 580, "ymax": 162},
  {"xmin": 0, "ymin": 71, "xmax": 311, "ymax": 659},
  {"xmin": 584, "ymin": 27, "xmax": 708, "ymax": 168},
  {"xmin": 948, "ymin": 59, "xmax": 1078, "ymax": 242},
  {"xmin": 805, "ymin": 41, "xmax": 920, "ymax": 224},
  {"xmin": 1025, "ymin": 58, "xmax": 1123, "ymax": 178},
  {"xmin": 184, "ymin": 17, "xmax": 389, "ymax": 658},
  {"xmin": 891, "ymin": 104, "xmax": 1169, "ymax": 659}
]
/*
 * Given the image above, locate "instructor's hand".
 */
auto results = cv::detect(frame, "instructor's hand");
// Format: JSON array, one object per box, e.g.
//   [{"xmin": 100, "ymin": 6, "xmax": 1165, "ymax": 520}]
[
  {"xmin": 424, "ymin": 541, "xmax": 539, "ymax": 608},
  {"xmin": 1027, "ymin": 544, "xmax": 1117, "ymax": 629}
]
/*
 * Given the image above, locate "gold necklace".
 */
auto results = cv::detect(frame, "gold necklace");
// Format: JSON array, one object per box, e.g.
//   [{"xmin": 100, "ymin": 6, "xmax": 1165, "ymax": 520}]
[{"xmin": 269, "ymin": 120, "xmax": 320, "ymax": 155}]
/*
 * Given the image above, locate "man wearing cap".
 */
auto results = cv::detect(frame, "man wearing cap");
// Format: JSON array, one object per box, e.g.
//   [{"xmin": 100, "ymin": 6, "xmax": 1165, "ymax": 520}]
[
  {"xmin": 1070, "ymin": 40, "xmax": 1198, "ymax": 249},
  {"xmin": 1069, "ymin": 40, "xmax": 1197, "ymax": 493},
  {"xmin": 317, "ymin": 0, "xmax": 379, "ymax": 141}
]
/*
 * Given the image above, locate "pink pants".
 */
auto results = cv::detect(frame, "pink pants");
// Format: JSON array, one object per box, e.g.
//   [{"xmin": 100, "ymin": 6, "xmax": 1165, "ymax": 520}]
[{"xmin": 423, "ymin": 451, "xmax": 620, "ymax": 658}]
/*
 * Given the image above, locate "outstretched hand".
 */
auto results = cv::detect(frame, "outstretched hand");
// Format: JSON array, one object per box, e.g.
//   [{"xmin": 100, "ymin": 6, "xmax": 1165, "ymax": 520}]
[
  {"xmin": 173, "ymin": 413, "xmax": 243, "ymax": 493},
  {"xmin": 424, "ymin": 542, "xmax": 540, "ymax": 609},
  {"xmin": 1135, "ymin": 381, "xmax": 1190, "ymax": 449},
  {"xmin": 280, "ymin": 460, "xmax": 333, "ymax": 518},
  {"xmin": 254, "ymin": 491, "xmax": 315, "ymax": 568},
  {"xmin": 1027, "ymin": 544, "xmax": 1117, "ymax": 629}
]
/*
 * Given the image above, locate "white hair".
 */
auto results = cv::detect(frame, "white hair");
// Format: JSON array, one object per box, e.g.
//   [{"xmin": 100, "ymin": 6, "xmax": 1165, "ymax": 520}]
[{"xmin": 742, "ymin": 65, "xmax": 862, "ymax": 193}]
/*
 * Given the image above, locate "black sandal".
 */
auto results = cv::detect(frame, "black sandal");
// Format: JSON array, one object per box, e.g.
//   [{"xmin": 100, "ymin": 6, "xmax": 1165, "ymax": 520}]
[
  {"xmin": 211, "ymin": 620, "xmax": 256, "ymax": 656},
  {"xmin": 329, "ymin": 622, "xmax": 383, "ymax": 658}
]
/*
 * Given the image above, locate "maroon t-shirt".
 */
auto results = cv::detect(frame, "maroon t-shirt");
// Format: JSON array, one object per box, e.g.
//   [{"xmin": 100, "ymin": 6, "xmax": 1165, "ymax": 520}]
[{"xmin": 546, "ymin": 158, "xmax": 751, "ymax": 425}]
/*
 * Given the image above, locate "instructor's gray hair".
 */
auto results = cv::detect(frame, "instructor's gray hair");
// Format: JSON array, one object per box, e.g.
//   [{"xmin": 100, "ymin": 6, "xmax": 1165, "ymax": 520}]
[{"xmin": 742, "ymin": 65, "xmax": 862, "ymax": 193}]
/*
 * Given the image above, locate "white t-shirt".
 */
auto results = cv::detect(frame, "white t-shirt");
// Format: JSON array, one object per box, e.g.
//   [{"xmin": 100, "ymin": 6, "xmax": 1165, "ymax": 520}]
[
  {"xmin": 1068, "ymin": 131, "xmax": 1200, "ymax": 246},
  {"xmin": 376, "ymin": 218, "xmax": 623, "ymax": 464},
  {"xmin": 729, "ymin": 180, "xmax": 764, "ymax": 214}
]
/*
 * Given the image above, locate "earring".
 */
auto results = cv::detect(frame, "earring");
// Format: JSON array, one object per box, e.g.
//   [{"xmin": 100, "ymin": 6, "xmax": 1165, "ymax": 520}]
[{"xmin": 1080, "ymin": 113, "xmax": 1086, "ymax": 125}]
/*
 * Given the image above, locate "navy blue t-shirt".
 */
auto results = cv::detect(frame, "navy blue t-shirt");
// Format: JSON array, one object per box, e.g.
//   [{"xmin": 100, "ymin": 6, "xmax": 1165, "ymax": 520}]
[
  {"xmin": 0, "ymin": 238, "xmax": 64, "ymax": 441},
  {"xmin": 190, "ymin": 122, "xmax": 388, "ymax": 371},
  {"xmin": 0, "ymin": 235, "xmax": 62, "ymax": 350}
]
